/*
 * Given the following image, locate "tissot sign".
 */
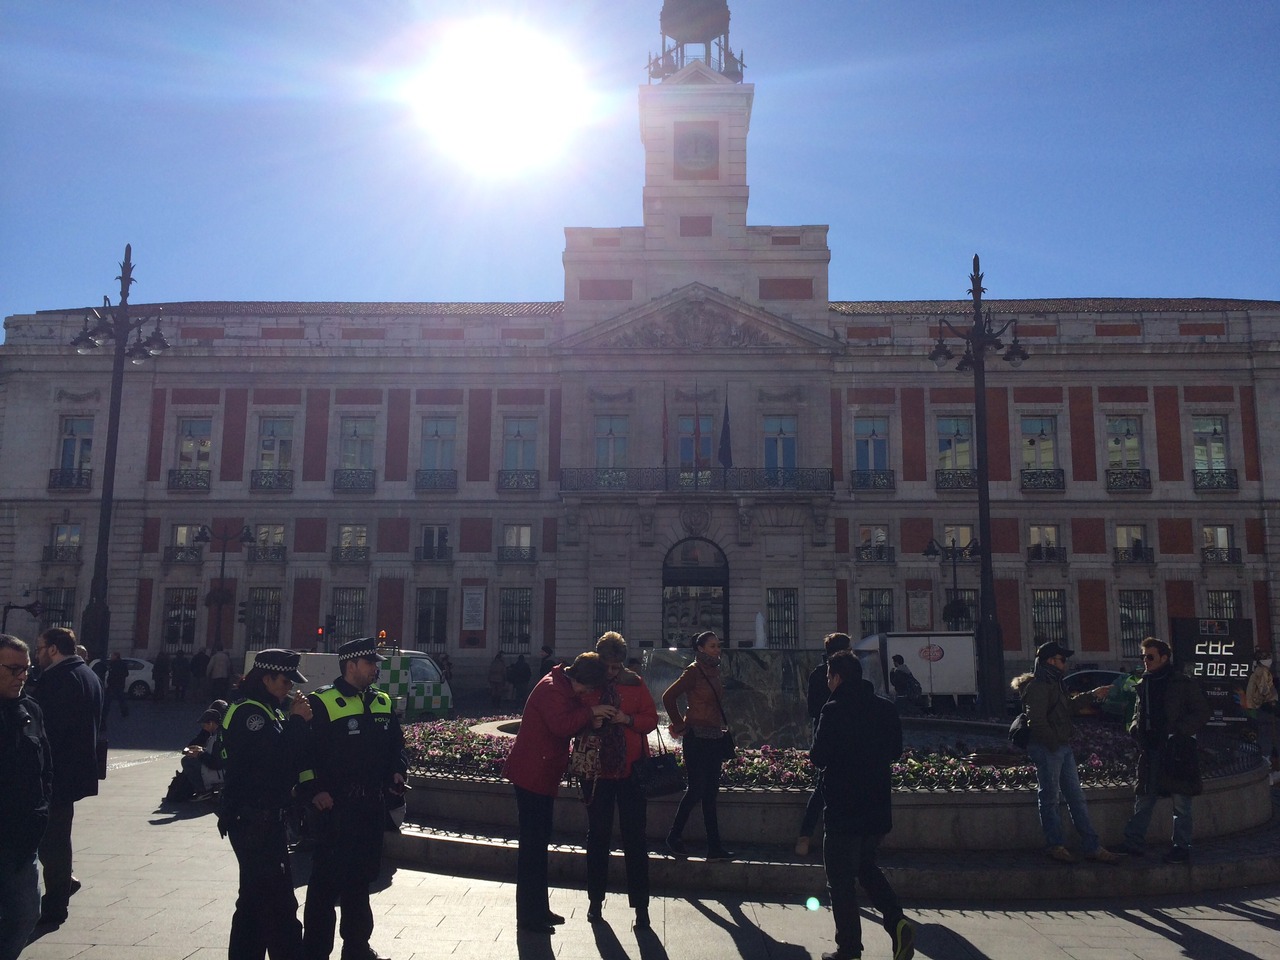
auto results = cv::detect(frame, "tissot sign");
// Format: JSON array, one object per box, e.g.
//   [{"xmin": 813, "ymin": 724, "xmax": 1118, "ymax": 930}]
[{"xmin": 1170, "ymin": 617, "xmax": 1253, "ymax": 724}]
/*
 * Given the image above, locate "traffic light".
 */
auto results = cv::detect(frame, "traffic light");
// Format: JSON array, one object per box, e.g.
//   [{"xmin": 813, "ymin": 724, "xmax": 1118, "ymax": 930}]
[
  {"xmin": 237, "ymin": 601, "xmax": 249, "ymax": 624},
  {"xmin": 325, "ymin": 615, "xmax": 337, "ymax": 634}
]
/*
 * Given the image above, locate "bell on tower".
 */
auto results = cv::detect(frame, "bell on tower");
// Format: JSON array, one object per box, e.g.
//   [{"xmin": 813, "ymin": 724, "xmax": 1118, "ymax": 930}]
[{"xmin": 647, "ymin": 0, "xmax": 745, "ymax": 83}]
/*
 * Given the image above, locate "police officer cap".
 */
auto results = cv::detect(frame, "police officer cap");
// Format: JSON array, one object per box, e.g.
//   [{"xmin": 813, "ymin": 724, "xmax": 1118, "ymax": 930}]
[
  {"xmin": 337, "ymin": 636, "xmax": 386, "ymax": 663},
  {"xmin": 250, "ymin": 648, "xmax": 307, "ymax": 683},
  {"xmin": 1035, "ymin": 641, "xmax": 1074, "ymax": 662}
]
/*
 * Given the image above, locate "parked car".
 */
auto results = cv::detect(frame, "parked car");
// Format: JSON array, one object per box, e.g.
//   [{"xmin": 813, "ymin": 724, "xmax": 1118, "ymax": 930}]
[{"xmin": 89, "ymin": 657, "xmax": 156, "ymax": 700}]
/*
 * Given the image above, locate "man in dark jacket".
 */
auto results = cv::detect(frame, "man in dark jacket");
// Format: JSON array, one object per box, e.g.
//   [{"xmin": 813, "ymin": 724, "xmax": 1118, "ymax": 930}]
[
  {"xmin": 29, "ymin": 628, "xmax": 102, "ymax": 927},
  {"xmin": 1119, "ymin": 637, "xmax": 1212, "ymax": 863},
  {"xmin": 793, "ymin": 632, "xmax": 850, "ymax": 857},
  {"xmin": 0, "ymin": 634, "xmax": 52, "ymax": 960},
  {"xmin": 1011, "ymin": 641, "xmax": 1122, "ymax": 864},
  {"xmin": 810, "ymin": 650, "xmax": 914, "ymax": 960}
]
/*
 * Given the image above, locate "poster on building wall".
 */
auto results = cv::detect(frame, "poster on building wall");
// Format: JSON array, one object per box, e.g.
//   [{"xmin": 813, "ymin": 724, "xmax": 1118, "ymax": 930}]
[
  {"xmin": 462, "ymin": 587, "xmax": 486, "ymax": 631},
  {"xmin": 907, "ymin": 592, "xmax": 931, "ymax": 630}
]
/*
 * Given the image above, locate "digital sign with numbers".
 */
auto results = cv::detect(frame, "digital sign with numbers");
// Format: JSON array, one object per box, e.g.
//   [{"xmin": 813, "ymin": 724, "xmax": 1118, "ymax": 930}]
[{"xmin": 1170, "ymin": 617, "xmax": 1253, "ymax": 724}]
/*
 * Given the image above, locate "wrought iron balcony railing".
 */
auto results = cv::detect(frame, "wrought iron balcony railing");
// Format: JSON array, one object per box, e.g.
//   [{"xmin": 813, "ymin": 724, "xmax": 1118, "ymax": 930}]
[
  {"xmin": 1027, "ymin": 544, "xmax": 1068, "ymax": 563},
  {"xmin": 250, "ymin": 469, "xmax": 294, "ymax": 492},
  {"xmin": 415, "ymin": 469, "xmax": 458, "ymax": 492},
  {"xmin": 247, "ymin": 544, "xmax": 287, "ymax": 563},
  {"xmin": 333, "ymin": 468, "xmax": 375, "ymax": 492},
  {"xmin": 1201, "ymin": 546, "xmax": 1242, "ymax": 565},
  {"xmin": 557, "ymin": 467, "xmax": 833, "ymax": 493},
  {"xmin": 497, "ymin": 469, "xmax": 541, "ymax": 491},
  {"xmin": 934, "ymin": 469, "xmax": 977, "ymax": 491},
  {"xmin": 48, "ymin": 468, "xmax": 92, "ymax": 490},
  {"xmin": 42, "ymin": 544, "xmax": 82, "ymax": 563},
  {"xmin": 854, "ymin": 543, "xmax": 896, "ymax": 563},
  {"xmin": 1113, "ymin": 546, "xmax": 1155, "ymax": 564},
  {"xmin": 168, "ymin": 468, "xmax": 211, "ymax": 491},
  {"xmin": 1106, "ymin": 468, "xmax": 1151, "ymax": 492},
  {"xmin": 1020, "ymin": 468, "xmax": 1065, "ymax": 491},
  {"xmin": 332, "ymin": 545, "xmax": 370, "ymax": 563},
  {"xmin": 497, "ymin": 546, "xmax": 537, "ymax": 563},
  {"xmin": 414, "ymin": 545, "xmax": 454, "ymax": 562},
  {"xmin": 850, "ymin": 469, "xmax": 895, "ymax": 492},
  {"xmin": 1193, "ymin": 469, "xmax": 1238, "ymax": 491},
  {"xmin": 163, "ymin": 545, "xmax": 204, "ymax": 563},
  {"xmin": 940, "ymin": 544, "xmax": 981, "ymax": 563}
]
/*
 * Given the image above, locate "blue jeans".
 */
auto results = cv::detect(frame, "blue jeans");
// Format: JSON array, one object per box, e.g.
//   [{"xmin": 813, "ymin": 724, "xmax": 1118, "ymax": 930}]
[
  {"xmin": 1027, "ymin": 742, "xmax": 1101, "ymax": 853},
  {"xmin": 1123, "ymin": 752, "xmax": 1194, "ymax": 850},
  {"xmin": 0, "ymin": 854, "xmax": 41, "ymax": 960}
]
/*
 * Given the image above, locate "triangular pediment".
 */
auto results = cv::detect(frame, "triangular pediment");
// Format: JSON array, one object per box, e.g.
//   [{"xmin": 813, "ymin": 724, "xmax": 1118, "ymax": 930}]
[
  {"xmin": 555, "ymin": 283, "xmax": 840, "ymax": 353},
  {"xmin": 663, "ymin": 59, "xmax": 735, "ymax": 86}
]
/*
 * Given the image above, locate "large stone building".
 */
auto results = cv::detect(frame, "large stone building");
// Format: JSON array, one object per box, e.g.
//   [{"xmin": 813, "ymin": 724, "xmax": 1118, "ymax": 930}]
[{"xmin": 3, "ymin": 1, "xmax": 1278, "ymax": 688}]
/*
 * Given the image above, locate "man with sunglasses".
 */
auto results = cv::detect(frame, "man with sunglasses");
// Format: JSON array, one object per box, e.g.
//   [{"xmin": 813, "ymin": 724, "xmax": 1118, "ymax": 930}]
[
  {"xmin": 1012, "ymin": 641, "xmax": 1122, "ymax": 864},
  {"xmin": 1118, "ymin": 637, "xmax": 1210, "ymax": 864},
  {"xmin": 0, "ymin": 635, "xmax": 52, "ymax": 960}
]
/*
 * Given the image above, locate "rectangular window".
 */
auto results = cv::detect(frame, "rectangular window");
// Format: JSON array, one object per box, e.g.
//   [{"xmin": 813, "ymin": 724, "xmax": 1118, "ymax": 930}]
[
  {"xmin": 856, "ymin": 524, "xmax": 891, "ymax": 561},
  {"xmin": 594, "ymin": 416, "xmax": 629, "ymax": 469},
  {"xmin": 1201, "ymin": 524, "xmax": 1233, "ymax": 549},
  {"xmin": 173, "ymin": 524, "xmax": 201, "ymax": 547},
  {"xmin": 859, "ymin": 588, "xmax": 894, "ymax": 637},
  {"xmin": 421, "ymin": 524, "xmax": 449, "ymax": 559},
  {"xmin": 59, "ymin": 416, "xmax": 93, "ymax": 470},
  {"xmin": 246, "ymin": 587, "xmax": 282, "ymax": 650},
  {"xmin": 944, "ymin": 588, "xmax": 977, "ymax": 631},
  {"xmin": 1028, "ymin": 524, "xmax": 1060, "ymax": 560},
  {"xmin": 339, "ymin": 524, "xmax": 368, "ymax": 548},
  {"xmin": 255, "ymin": 524, "xmax": 285, "ymax": 546},
  {"xmin": 1106, "ymin": 416, "xmax": 1142, "ymax": 468},
  {"xmin": 38, "ymin": 586, "xmax": 75, "ymax": 630},
  {"xmin": 1116, "ymin": 524, "xmax": 1147, "ymax": 549},
  {"xmin": 766, "ymin": 588, "xmax": 799, "ymax": 648},
  {"xmin": 1021, "ymin": 416, "xmax": 1057, "ymax": 469},
  {"xmin": 503, "ymin": 418, "xmax": 537, "ymax": 469},
  {"xmin": 503, "ymin": 524, "xmax": 532, "ymax": 548},
  {"xmin": 762, "ymin": 415, "xmax": 797, "ymax": 471},
  {"xmin": 257, "ymin": 417, "xmax": 293, "ymax": 470},
  {"xmin": 162, "ymin": 587, "xmax": 199, "ymax": 650},
  {"xmin": 498, "ymin": 587, "xmax": 533, "ymax": 653},
  {"xmin": 177, "ymin": 417, "xmax": 213, "ymax": 469},
  {"xmin": 1192, "ymin": 416, "xmax": 1228, "ymax": 471},
  {"xmin": 421, "ymin": 417, "xmax": 456, "ymax": 470},
  {"xmin": 1117, "ymin": 590, "xmax": 1154, "ymax": 658},
  {"xmin": 331, "ymin": 587, "xmax": 366, "ymax": 644},
  {"xmin": 1031, "ymin": 589, "xmax": 1067, "ymax": 643},
  {"xmin": 678, "ymin": 414, "xmax": 713, "ymax": 471},
  {"xmin": 592, "ymin": 587, "xmax": 625, "ymax": 638},
  {"xmin": 936, "ymin": 417, "xmax": 973, "ymax": 469},
  {"xmin": 415, "ymin": 588, "xmax": 449, "ymax": 647},
  {"xmin": 1206, "ymin": 589, "xmax": 1241, "ymax": 620},
  {"xmin": 942, "ymin": 524, "xmax": 976, "ymax": 555},
  {"xmin": 52, "ymin": 523, "xmax": 82, "ymax": 546},
  {"xmin": 854, "ymin": 417, "xmax": 889, "ymax": 471},
  {"xmin": 340, "ymin": 417, "xmax": 376, "ymax": 469}
]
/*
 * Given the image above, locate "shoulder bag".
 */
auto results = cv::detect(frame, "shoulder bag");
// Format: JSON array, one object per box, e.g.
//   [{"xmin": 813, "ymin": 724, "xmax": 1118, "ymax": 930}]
[
  {"xmin": 696, "ymin": 662, "xmax": 738, "ymax": 762},
  {"xmin": 629, "ymin": 728, "xmax": 686, "ymax": 798}
]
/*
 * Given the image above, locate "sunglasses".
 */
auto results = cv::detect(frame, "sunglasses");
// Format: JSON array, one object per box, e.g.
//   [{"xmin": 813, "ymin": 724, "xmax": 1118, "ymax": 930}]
[
  {"xmin": 1, "ymin": 663, "xmax": 31, "ymax": 676},
  {"xmin": 1142, "ymin": 654, "xmax": 1160, "ymax": 662}
]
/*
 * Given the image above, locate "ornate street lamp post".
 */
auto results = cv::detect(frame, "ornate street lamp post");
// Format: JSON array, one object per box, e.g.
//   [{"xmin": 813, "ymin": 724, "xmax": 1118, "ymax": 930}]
[
  {"xmin": 922, "ymin": 537, "xmax": 980, "ymax": 631},
  {"xmin": 927, "ymin": 255, "xmax": 1028, "ymax": 718},
  {"xmin": 193, "ymin": 524, "xmax": 254, "ymax": 653},
  {"xmin": 71, "ymin": 245, "xmax": 170, "ymax": 661}
]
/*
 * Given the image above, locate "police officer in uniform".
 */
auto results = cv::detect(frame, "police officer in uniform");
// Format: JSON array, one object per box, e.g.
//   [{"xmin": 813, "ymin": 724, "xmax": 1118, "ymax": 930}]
[
  {"xmin": 219, "ymin": 648, "xmax": 312, "ymax": 960},
  {"xmin": 301, "ymin": 637, "xmax": 407, "ymax": 960}
]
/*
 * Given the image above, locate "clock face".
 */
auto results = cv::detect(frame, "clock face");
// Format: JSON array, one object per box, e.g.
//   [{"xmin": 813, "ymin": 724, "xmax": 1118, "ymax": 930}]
[{"xmin": 674, "ymin": 121, "xmax": 719, "ymax": 179}]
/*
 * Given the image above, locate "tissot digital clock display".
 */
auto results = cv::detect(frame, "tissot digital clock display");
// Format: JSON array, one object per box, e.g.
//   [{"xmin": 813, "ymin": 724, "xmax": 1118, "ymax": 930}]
[{"xmin": 1170, "ymin": 617, "xmax": 1253, "ymax": 723}]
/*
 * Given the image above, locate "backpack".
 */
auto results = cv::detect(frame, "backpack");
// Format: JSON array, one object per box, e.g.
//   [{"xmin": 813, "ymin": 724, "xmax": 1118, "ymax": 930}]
[{"xmin": 1008, "ymin": 711, "xmax": 1030, "ymax": 750}]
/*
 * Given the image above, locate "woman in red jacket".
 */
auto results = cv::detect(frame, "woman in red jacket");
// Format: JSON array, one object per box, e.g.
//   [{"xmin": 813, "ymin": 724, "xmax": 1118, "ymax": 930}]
[
  {"xmin": 579, "ymin": 632, "xmax": 659, "ymax": 929},
  {"xmin": 503, "ymin": 652, "xmax": 612, "ymax": 935}
]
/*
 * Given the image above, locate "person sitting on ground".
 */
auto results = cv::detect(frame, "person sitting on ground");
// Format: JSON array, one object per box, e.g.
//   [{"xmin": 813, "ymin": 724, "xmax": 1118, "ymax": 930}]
[{"xmin": 179, "ymin": 701, "xmax": 228, "ymax": 800}]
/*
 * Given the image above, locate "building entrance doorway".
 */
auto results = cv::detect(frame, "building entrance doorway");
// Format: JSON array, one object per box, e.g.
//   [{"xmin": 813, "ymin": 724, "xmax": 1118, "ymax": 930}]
[{"xmin": 662, "ymin": 537, "xmax": 729, "ymax": 647}]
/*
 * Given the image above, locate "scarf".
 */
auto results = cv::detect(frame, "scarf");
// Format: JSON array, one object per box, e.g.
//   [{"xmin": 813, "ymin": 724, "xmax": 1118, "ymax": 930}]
[{"xmin": 598, "ymin": 680, "xmax": 628, "ymax": 778}]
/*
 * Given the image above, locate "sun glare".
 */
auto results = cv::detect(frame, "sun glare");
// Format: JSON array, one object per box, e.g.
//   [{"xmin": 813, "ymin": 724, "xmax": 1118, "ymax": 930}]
[{"xmin": 403, "ymin": 18, "xmax": 594, "ymax": 178}]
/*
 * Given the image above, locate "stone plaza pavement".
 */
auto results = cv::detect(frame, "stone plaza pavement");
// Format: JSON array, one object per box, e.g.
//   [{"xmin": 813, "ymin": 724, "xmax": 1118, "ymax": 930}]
[{"xmin": 19, "ymin": 701, "xmax": 1280, "ymax": 960}]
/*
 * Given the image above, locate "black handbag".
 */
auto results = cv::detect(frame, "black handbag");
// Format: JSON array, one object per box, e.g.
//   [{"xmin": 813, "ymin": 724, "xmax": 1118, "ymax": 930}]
[
  {"xmin": 696, "ymin": 663, "xmax": 738, "ymax": 762},
  {"xmin": 630, "ymin": 729, "xmax": 685, "ymax": 798}
]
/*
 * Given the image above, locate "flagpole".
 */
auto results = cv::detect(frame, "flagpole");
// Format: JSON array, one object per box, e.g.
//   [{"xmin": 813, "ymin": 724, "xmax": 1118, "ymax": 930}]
[
  {"xmin": 693, "ymin": 379, "xmax": 701, "ymax": 492},
  {"xmin": 662, "ymin": 380, "xmax": 669, "ymax": 490}
]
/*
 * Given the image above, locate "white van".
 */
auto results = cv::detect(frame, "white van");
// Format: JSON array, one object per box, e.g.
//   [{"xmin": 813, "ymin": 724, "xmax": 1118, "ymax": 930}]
[{"xmin": 242, "ymin": 649, "xmax": 452, "ymax": 721}]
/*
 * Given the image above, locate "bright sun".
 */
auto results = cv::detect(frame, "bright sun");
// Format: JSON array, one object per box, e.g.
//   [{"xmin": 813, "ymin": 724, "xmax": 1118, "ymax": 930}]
[{"xmin": 403, "ymin": 18, "xmax": 594, "ymax": 178}]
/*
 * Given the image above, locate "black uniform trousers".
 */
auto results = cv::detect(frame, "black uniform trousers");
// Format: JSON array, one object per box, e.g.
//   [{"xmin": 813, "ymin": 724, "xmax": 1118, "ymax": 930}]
[
  {"xmin": 303, "ymin": 794, "xmax": 384, "ymax": 960},
  {"xmin": 584, "ymin": 776, "xmax": 649, "ymax": 909},
  {"xmin": 228, "ymin": 817, "xmax": 302, "ymax": 960},
  {"xmin": 822, "ymin": 827, "xmax": 902, "ymax": 958}
]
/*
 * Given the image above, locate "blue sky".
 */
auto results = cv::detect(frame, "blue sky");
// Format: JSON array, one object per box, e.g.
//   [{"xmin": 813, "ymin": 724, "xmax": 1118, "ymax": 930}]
[{"xmin": 2, "ymin": 0, "xmax": 1277, "ymax": 328}]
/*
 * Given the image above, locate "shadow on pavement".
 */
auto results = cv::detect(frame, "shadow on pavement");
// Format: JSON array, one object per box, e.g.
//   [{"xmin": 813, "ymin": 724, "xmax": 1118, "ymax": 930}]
[{"xmin": 687, "ymin": 898, "xmax": 811, "ymax": 960}]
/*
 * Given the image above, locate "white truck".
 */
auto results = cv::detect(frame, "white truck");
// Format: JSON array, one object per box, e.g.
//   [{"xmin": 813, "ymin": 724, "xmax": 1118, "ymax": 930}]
[
  {"xmin": 855, "ymin": 631, "xmax": 978, "ymax": 702},
  {"xmin": 241, "ymin": 649, "xmax": 452, "ymax": 721}
]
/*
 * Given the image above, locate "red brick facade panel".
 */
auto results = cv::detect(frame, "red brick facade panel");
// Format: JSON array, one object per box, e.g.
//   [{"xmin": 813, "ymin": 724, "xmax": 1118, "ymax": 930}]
[
  {"xmin": 758, "ymin": 278, "xmax": 814, "ymax": 300},
  {"xmin": 1077, "ymin": 580, "xmax": 1110, "ymax": 652},
  {"xmin": 1097, "ymin": 386, "xmax": 1148, "ymax": 403},
  {"xmin": 770, "ymin": 234, "xmax": 800, "ymax": 245},
  {"xmin": 415, "ymin": 388, "xmax": 465, "ymax": 405},
  {"xmin": 900, "ymin": 517, "xmax": 934, "ymax": 553},
  {"xmin": 206, "ymin": 577, "xmax": 236, "ymax": 647},
  {"xmin": 376, "ymin": 517, "xmax": 410, "ymax": 554},
  {"xmin": 579, "ymin": 279, "xmax": 634, "ymax": 301},
  {"xmin": 466, "ymin": 390, "xmax": 492, "ymax": 482},
  {"xmin": 1164, "ymin": 580, "xmax": 1196, "ymax": 621},
  {"xmin": 994, "ymin": 579, "xmax": 1023, "ymax": 651},
  {"xmin": 171, "ymin": 388, "xmax": 220, "ymax": 405},
  {"xmin": 1071, "ymin": 517, "xmax": 1107, "ymax": 554},
  {"xmin": 252, "ymin": 388, "xmax": 302, "ymax": 405},
  {"xmin": 459, "ymin": 517, "xmax": 493, "ymax": 553},
  {"xmin": 1153, "ymin": 386, "xmax": 1183, "ymax": 481},
  {"xmin": 147, "ymin": 389, "xmax": 167, "ymax": 482},
  {"xmin": 987, "ymin": 387, "xmax": 1011, "ymax": 482},
  {"xmin": 1012, "ymin": 387, "xmax": 1063, "ymax": 403},
  {"xmin": 142, "ymin": 517, "xmax": 161, "ymax": 554},
  {"xmin": 334, "ymin": 389, "xmax": 382, "ymax": 405},
  {"xmin": 1240, "ymin": 385, "xmax": 1261, "ymax": 482},
  {"xmin": 302, "ymin": 389, "xmax": 330, "ymax": 482},
  {"xmin": 496, "ymin": 389, "xmax": 544, "ymax": 405},
  {"xmin": 134, "ymin": 579, "xmax": 153, "ymax": 649},
  {"xmin": 1247, "ymin": 517, "xmax": 1265, "ymax": 556},
  {"xmin": 1182, "ymin": 386, "xmax": 1233, "ymax": 403},
  {"xmin": 340, "ymin": 328, "xmax": 387, "ymax": 340},
  {"xmin": 500, "ymin": 328, "xmax": 545, "ymax": 340},
  {"xmin": 847, "ymin": 387, "xmax": 895, "ymax": 405},
  {"xmin": 680, "ymin": 216, "xmax": 712, "ymax": 236},
  {"xmin": 220, "ymin": 388, "xmax": 248, "ymax": 482},
  {"xmin": 210, "ymin": 519, "xmax": 247, "ymax": 552},
  {"xmin": 1017, "ymin": 324, "xmax": 1057, "ymax": 338},
  {"xmin": 845, "ymin": 325, "xmax": 891, "ymax": 340},
  {"xmin": 1158, "ymin": 517, "xmax": 1194, "ymax": 554},
  {"xmin": 901, "ymin": 389, "xmax": 926, "ymax": 481},
  {"xmin": 290, "ymin": 578, "xmax": 322, "ymax": 649},
  {"xmin": 929, "ymin": 387, "xmax": 974, "ymax": 404},
  {"xmin": 1178, "ymin": 322, "xmax": 1226, "ymax": 337},
  {"xmin": 421, "ymin": 328, "xmax": 465, "ymax": 340},
  {"xmin": 385, "ymin": 389, "xmax": 410, "ymax": 482},
  {"xmin": 1068, "ymin": 386, "xmax": 1097, "ymax": 481},
  {"xmin": 541, "ymin": 517, "xmax": 557, "ymax": 555},
  {"xmin": 377, "ymin": 578, "xmax": 405, "ymax": 641},
  {"xmin": 293, "ymin": 518, "xmax": 328, "ymax": 553},
  {"xmin": 1253, "ymin": 581, "xmax": 1273, "ymax": 654},
  {"xmin": 991, "ymin": 517, "xmax": 1020, "ymax": 554},
  {"xmin": 834, "ymin": 517, "xmax": 849, "ymax": 555}
]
